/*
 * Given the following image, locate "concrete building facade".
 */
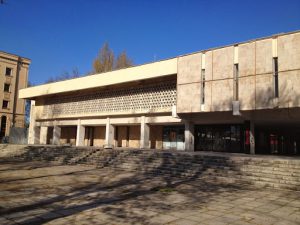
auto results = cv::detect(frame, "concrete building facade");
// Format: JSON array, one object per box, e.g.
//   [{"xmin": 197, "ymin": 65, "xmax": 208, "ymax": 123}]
[
  {"xmin": 0, "ymin": 51, "xmax": 30, "ymax": 139},
  {"xmin": 20, "ymin": 31, "xmax": 300, "ymax": 155}
]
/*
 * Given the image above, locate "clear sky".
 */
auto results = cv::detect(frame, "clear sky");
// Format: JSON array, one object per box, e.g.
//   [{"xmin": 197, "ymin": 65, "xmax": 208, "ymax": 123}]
[{"xmin": 1, "ymin": 0, "xmax": 300, "ymax": 85}]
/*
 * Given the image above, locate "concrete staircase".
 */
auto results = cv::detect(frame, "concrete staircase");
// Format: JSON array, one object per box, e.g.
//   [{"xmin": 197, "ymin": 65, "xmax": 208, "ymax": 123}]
[{"xmin": 0, "ymin": 144, "xmax": 300, "ymax": 191}]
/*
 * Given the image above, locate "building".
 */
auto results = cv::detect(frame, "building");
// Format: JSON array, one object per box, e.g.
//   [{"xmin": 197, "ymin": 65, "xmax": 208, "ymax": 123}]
[
  {"xmin": 20, "ymin": 30, "xmax": 300, "ymax": 155},
  {"xmin": 0, "ymin": 51, "xmax": 30, "ymax": 139}
]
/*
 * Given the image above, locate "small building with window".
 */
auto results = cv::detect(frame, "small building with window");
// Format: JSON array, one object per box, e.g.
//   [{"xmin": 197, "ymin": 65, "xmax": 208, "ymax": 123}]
[
  {"xmin": 20, "ymin": 30, "xmax": 300, "ymax": 155},
  {"xmin": 0, "ymin": 51, "xmax": 30, "ymax": 138}
]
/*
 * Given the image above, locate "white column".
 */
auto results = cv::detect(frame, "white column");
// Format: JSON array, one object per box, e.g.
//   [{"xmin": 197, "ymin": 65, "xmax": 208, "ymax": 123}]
[
  {"xmin": 184, "ymin": 121, "xmax": 194, "ymax": 151},
  {"xmin": 40, "ymin": 126, "xmax": 48, "ymax": 144},
  {"xmin": 28, "ymin": 100, "xmax": 36, "ymax": 144},
  {"xmin": 250, "ymin": 121, "xmax": 255, "ymax": 154},
  {"xmin": 140, "ymin": 116, "xmax": 150, "ymax": 149},
  {"xmin": 32, "ymin": 126, "xmax": 40, "ymax": 144},
  {"xmin": 105, "ymin": 118, "xmax": 115, "ymax": 148},
  {"xmin": 76, "ymin": 119, "xmax": 85, "ymax": 146},
  {"xmin": 52, "ymin": 124, "xmax": 61, "ymax": 145}
]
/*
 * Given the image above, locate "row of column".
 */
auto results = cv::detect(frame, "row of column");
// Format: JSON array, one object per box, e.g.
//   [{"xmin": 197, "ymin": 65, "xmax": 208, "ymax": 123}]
[
  {"xmin": 30, "ymin": 118, "xmax": 256, "ymax": 153},
  {"xmin": 31, "ymin": 117, "xmax": 152, "ymax": 149}
]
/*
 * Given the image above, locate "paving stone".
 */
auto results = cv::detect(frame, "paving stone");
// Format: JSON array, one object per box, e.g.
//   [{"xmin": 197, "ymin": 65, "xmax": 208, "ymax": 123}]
[
  {"xmin": 288, "ymin": 211, "xmax": 300, "ymax": 222},
  {"xmin": 273, "ymin": 219, "xmax": 300, "ymax": 225},
  {"xmin": 0, "ymin": 217, "xmax": 16, "ymax": 225},
  {"xmin": 38, "ymin": 211, "xmax": 62, "ymax": 220},
  {"xmin": 169, "ymin": 218, "xmax": 198, "ymax": 225},
  {"xmin": 272, "ymin": 206, "xmax": 298, "ymax": 217},
  {"xmin": 0, "ymin": 161, "xmax": 300, "ymax": 225},
  {"xmin": 149, "ymin": 214, "xmax": 178, "ymax": 224},
  {"xmin": 10, "ymin": 214, "xmax": 43, "ymax": 224}
]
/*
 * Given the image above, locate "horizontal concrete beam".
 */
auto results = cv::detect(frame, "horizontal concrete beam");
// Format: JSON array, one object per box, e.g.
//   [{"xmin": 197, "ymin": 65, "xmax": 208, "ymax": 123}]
[
  {"xmin": 19, "ymin": 58, "xmax": 177, "ymax": 99},
  {"xmin": 37, "ymin": 116, "xmax": 182, "ymax": 127}
]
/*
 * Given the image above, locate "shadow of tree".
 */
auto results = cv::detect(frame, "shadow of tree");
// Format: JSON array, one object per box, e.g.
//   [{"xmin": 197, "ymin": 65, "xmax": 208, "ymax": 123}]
[{"xmin": 0, "ymin": 148, "xmax": 251, "ymax": 225}]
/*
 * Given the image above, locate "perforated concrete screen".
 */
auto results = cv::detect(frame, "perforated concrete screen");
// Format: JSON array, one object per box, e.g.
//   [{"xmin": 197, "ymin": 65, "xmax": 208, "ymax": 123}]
[{"xmin": 42, "ymin": 80, "xmax": 176, "ymax": 118}]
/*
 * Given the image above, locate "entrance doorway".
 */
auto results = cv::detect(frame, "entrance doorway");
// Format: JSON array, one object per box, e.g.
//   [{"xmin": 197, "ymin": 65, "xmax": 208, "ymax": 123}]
[
  {"xmin": 116, "ymin": 126, "xmax": 129, "ymax": 147},
  {"xmin": 256, "ymin": 125, "xmax": 300, "ymax": 155},
  {"xmin": 162, "ymin": 126, "xmax": 185, "ymax": 150},
  {"xmin": 0, "ymin": 116, "xmax": 7, "ymax": 139},
  {"xmin": 195, "ymin": 124, "xmax": 243, "ymax": 153}
]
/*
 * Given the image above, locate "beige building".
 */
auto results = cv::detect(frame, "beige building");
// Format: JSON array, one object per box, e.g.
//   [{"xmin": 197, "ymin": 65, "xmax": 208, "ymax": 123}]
[
  {"xmin": 0, "ymin": 51, "xmax": 30, "ymax": 139},
  {"xmin": 20, "ymin": 30, "xmax": 300, "ymax": 155}
]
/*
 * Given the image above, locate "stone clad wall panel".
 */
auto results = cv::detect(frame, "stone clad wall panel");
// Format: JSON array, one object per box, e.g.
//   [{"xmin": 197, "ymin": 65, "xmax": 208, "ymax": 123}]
[
  {"xmin": 278, "ymin": 33, "xmax": 300, "ymax": 71},
  {"xmin": 177, "ymin": 83, "xmax": 201, "ymax": 113},
  {"xmin": 211, "ymin": 80, "xmax": 233, "ymax": 111},
  {"xmin": 239, "ymin": 42, "xmax": 255, "ymax": 77},
  {"xmin": 212, "ymin": 46, "xmax": 234, "ymax": 80},
  {"xmin": 255, "ymin": 73, "xmax": 274, "ymax": 109},
  {"xmin": 177, "ymin": 53, "xmax": 201, "ymax": 84},
  {"xmin": 256, "ymin": 38, "xmax": 273, "ymax": 75}
]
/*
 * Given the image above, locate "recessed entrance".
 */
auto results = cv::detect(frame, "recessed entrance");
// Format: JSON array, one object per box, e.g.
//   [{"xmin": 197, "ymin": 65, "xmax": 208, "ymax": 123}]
[
  {"xmin": 256, "ymin": 125, "xmax": 300, "ymax": 155},
  {"xmin": 162, "ymin": 126, "xmax": 185, "ymax": 150},
  {"xmin": 195, "ymin": 124, "xmax": 244, "ymax": 153}
]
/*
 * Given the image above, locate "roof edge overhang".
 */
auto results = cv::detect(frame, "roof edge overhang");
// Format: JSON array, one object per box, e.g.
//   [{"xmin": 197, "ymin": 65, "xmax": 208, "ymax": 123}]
[{"xmin": 19, "ymin": 58, "xmax": 178, "ymax": 99}]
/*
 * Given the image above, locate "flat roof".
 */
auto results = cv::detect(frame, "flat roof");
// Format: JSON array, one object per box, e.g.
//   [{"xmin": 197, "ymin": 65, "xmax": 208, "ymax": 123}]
[
  {"xmin": 0, "ymin": 51, "xmax": 31, "ymax": 63},
  {"xmin": 19, "ymin": 58, "xmax": 177, "ymax": 99}
]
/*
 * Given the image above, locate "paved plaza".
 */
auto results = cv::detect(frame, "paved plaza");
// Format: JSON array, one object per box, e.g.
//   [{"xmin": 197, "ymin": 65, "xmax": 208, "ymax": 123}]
[{"xmin": 0, "ymin": 162, "xmax": 299, "ymax": 225}]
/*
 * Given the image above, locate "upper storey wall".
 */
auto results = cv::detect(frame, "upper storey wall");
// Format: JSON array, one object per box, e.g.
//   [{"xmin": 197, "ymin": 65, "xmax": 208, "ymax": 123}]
[
  {"xmin": 35, "ymin": 77, "xmax": 177, "ymax": 120},
  {"xmin": 177, "ymin": 31, "xmax": 300, "ymax": 113}
]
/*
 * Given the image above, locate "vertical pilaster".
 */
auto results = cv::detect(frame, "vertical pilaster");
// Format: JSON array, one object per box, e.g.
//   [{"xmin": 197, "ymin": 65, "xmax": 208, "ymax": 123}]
[
  {"xmin": 76, "ymin": 119, "xmax": 85, "ymax": 146},
  {"xmin": 105, "ymin": 118, "xmax": 115, "ymax": 148},
  {"xmin": 40, "ymin": 126, "xmax": 48, "ymax": 144},
  {"xmin": 33, "ymin": 126, "xmax": 40, "ymax": 144},
  {"xmin": 250, "ymin": 121, "xmax": 255, "ymax": 155},
  {"xmin": 140, "ymin": 116, "xmax": 150, "ymax": 149},
  {"xmin": 28, "ymin": 100, "xmax": 36, "ymax": 144},
  {"xmin": 52, "ymin": 123, "xmax": 61, "ymax": 145},
  {"xmin": 184, "ymin": 121, "xmax": 194, "ymax": 151}
]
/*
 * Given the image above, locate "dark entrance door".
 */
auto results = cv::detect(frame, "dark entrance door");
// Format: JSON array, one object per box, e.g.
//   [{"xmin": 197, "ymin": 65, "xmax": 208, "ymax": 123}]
[
  {"xmin": 256, "ymin": 125, "xmax": 300, "ymax": 155},
  {"xmin": 162, "ymin": 126, "xmax": 185, "ymax": 150},
  {"xmin": 195, "ymin": 124, "xmax": 243, "ymax": 153},
  {"xmin": 0, "ymin": 116, "xmax": 7, "ymax": 139}
]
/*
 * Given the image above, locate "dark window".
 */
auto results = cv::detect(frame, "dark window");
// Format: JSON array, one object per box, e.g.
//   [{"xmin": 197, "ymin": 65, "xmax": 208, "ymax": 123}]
[
  {"xmin": 162, "ymin": 126, "xmax": 185, "ymax": 150},
  {"xmin": 0, "ymin": 116, "xmax": 7, "ymax": 138},
  {"xmin": 5, "ymin": 67, "xmax": 12, "ymax": 76},
  {"xmin": 195, "ymin": 124, "xmax": 243, "ymax": 153},
  {"xmin": 2, "ymin": 100, "xmax": 8, "ymax": 109},
  {"xmin": 273, "ymin": 57, "xmax": 279, "ymax": 98},
  {"xmin": 201, "ymin": 69, "xmax": 205, "ymax": 104},
  {"xmin": 234, "ymin": 64, "xmax": 239, "ymax": 100},
  {"xmin": 4, "ymin": 84, "xmax": 10, "ymax": 92}
]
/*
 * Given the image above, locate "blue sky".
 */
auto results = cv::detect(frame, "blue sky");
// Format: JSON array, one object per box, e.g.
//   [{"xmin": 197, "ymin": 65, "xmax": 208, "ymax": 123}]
[{"xmin": 1, "ymin": 0, "xmax": 300, "ymax": 85}]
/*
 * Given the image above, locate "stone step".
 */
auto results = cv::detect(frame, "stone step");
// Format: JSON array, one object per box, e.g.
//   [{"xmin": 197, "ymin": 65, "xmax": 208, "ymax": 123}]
[{"xmin": 1, "ymin": 145, "xmax": 300, "ymax": 191}]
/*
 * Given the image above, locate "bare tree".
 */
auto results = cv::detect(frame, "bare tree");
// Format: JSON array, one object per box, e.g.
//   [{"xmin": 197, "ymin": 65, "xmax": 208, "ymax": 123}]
[
  {"xmin": 93, "ymin": 42, "xmax": 115, "ymax": 73},
  {"xmin": 115, "ymin": 51, "xmax": 133, "ymax": 69},
  {"xmin": 44, "ymin": 67, "xmax": 80, "ymax": 84}
]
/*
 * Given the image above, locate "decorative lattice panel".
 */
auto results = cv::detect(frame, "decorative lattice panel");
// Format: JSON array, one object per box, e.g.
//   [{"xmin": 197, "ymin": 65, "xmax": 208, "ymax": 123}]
[{"xmin": 43, "ymin": 80, "xmax": 176, "ymax": 117}]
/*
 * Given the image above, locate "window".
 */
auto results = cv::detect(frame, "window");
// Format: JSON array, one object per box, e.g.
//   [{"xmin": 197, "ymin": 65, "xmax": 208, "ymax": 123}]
[
  {"xmin": 273, "ymin": 57, "xmax": 279, "ymax": 98},
  {"xmin": 4, "ymin": 84, "xmax": 10, "ymax": 92},
  {"xmin": 0, "ymin": 116, "xmax": 7, "ymax": 138},
  {"xmin": 5, "ymin": 67, "xmax": 12, "ymax": 76},
  {"xmin": 201, "ymin": 69, "xmax": 205, "ymax": 104},
  {"xmin": 2, "ymin": 100, "xmax": 9, "ymax": 109},
  {"xmin": 233, "ymin": 64, "xmax": 239, "ymax": 100}
]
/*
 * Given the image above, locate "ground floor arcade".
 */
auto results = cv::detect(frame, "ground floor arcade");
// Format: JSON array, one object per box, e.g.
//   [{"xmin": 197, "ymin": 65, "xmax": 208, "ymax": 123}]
[{"xmin": 29, "ymin": 114, "xmax": 300, "ymax": 155}]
